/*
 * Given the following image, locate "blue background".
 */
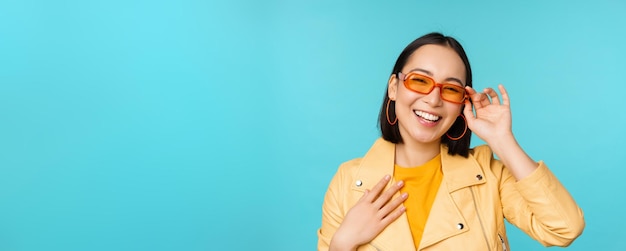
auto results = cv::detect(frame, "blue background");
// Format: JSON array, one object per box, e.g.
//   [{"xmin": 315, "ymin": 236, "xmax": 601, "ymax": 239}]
[{"xmin": 1, "ymin": 0, "xmax": 624, "ymax": 250}]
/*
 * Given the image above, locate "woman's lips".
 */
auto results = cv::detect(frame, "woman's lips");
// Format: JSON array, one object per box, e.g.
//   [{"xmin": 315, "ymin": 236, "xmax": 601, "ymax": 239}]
[
  {"xmin": 414, "ymin": 110, "xmax": 441, "ymax": 122},
  {"xmin": 414, "ymin": 110, "xmax": 441, "ymax": 127}
]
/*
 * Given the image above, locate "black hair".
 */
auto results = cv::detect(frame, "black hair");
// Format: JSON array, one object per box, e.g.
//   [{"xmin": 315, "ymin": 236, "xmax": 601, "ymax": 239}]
[{"xmin": 378, "ymin": 32, "xmax": 473, "ymax": 157}]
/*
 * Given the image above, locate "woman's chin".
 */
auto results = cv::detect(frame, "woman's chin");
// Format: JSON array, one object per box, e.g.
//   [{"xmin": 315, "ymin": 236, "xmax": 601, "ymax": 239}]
[{"xmin": 407, "ymin": 132, "xmax": 442, "ymax": 145}]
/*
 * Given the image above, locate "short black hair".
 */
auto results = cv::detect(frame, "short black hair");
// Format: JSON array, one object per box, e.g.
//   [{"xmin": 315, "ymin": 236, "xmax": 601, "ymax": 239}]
[{"xmin": 378, "ymin": 32, "xmax": 473, "ymax": 157}]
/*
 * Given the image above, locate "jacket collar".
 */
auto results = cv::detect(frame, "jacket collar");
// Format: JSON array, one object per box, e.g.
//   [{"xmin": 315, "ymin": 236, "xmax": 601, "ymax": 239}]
[
  {"xmin": 350, "ymin": 138, "xmax": 486, "ymax": 250},
  {"xmin": 351, "ymin": 138, "xmax": 486, "ymax": 192},
  {"xmin": 351, "ymin": 138, "xmax": 395, "ymax": 193},
  {"xmin": 440, "ymin": 145, "xmax": 486, "ymax": 192}
]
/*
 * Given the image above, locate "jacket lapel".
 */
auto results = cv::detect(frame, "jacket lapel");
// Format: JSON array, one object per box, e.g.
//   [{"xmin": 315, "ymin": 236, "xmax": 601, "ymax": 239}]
[
  {"xmin": 351, "ymin": 138, "xmax": 416, "ymax": 251},
  {"xmin": 418, "ymin": 145, "xmax": 486, "ymax": 249}
]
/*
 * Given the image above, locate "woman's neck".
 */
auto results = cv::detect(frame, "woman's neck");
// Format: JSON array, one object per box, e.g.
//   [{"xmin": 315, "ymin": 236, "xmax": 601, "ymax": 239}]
[{"xmin": 395, "ymin": 139, "xmax": 441, "ymax": 168}]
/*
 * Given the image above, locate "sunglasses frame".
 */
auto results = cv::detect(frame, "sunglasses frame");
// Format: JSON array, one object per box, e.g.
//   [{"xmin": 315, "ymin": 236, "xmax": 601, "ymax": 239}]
[{"xmin": 398, "ymin": 72, "xmax": 467, "ymax": 104}]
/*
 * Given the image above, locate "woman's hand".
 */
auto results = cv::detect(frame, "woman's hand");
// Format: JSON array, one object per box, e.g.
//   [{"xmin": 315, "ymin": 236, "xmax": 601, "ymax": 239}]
[
  {"xmin": 329, "ymin": 175, "xmax": 408, "ymax": 251},
  {"xmin": 463, "ymin": 84, "xmax": 513, "ymax": 144},
  {"xmin": 463, "ymin": 84, "xmax": 539, "ymax": 180}
]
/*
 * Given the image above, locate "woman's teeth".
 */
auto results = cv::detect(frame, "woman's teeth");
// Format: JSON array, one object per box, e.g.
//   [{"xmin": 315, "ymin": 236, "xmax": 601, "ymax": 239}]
[{"xmin": 414, "ymin": 110, "xmax": 441, "ymax": 122}]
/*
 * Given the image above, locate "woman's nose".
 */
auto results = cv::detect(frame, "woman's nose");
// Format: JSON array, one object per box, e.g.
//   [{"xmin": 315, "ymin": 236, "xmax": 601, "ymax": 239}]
[{"xmin": 422, "ymin": 86, "xmax": 443, "ymax": 106}]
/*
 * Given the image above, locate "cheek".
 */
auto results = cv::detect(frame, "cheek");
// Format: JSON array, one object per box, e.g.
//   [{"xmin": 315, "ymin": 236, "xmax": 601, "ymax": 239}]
[
  {"xmin": 396, "ymin": 88, "xmax": 423, "ymax": 104},
  {"xmin": 394, "ymin": 94, "xmax": 421, "ymax": 115},
  {"xmin": 449, "ymin": 103, "xmax": 464, "ymax": 115}
]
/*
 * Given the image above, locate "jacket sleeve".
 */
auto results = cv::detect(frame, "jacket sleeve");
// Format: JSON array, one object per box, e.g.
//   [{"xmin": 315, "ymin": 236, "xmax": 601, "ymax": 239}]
[
  {"xmin": 483, "ymin": 147, "xmax": 585, "ymax": 247},
  {"xmin": 317, "ymin": 161, "xmax": 352, "ymax": 251}
]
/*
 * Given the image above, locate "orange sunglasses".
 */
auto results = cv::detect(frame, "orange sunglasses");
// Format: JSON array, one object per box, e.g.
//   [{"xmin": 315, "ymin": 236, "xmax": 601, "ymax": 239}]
[{"xmin": 399, "ymin": 72, "xmax": 467, "ymax": 104}]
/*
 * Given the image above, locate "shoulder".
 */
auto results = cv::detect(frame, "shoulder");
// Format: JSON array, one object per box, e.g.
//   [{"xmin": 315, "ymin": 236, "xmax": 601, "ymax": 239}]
[
  {"xmin": 469, "ymin": 144, "xmax": 494, "ymax": 161},
  {"xmin": 332, "ymin": 138, "xmax": 395, "ymax": 181},
  {"xmin": 337, "ymin": 158, "xmax": 363, "ymax": 172},
  {"xmin": 331, "ymin": 157, "xmax": 363, "ymax": 184},
  {"xmin": 468, "ymin": 144, "xmax": 507, "ymax": 176}
]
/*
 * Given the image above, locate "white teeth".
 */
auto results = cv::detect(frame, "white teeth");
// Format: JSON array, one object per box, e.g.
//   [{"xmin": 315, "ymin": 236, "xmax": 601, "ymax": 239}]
[{"xmin": 414, "ymin": 110, "xmax": 441, "ymax": 121}]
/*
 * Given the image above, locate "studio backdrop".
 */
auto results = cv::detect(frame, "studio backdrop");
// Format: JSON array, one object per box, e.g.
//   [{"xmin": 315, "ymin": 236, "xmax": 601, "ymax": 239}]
[{"xmin": 0, "ymin": 0, "xmax": 624, "ymax": 250}]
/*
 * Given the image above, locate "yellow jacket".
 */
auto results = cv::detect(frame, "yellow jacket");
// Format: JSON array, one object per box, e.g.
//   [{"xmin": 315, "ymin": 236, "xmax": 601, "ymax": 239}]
[{"xmin": 318, "ymin": 138, "xmax": 584, "ymax": 251}]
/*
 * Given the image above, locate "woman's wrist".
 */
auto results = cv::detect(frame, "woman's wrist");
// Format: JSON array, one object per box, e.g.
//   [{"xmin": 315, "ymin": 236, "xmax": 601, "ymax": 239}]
[
  {"xmin": 486, "ymin": 132, "xmax": 538, "ymax": 180},
  {"xmin": 329, "ymin": 233, "xmax": 358, "ymax": 251},
  {"xmin": 484, "ymin": 131, "xmax": 516, "ymax": 157}
]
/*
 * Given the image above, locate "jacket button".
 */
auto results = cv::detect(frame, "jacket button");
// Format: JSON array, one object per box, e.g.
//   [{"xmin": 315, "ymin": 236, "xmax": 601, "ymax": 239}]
[
  {"xmin": 476, "ymin": 174, "xmax": 483, "ymax": 180},
  {"xmin": 355, "ymin": 180, "xmax": 363, "ymax": 187},
  {"xmin": 457, "ymin": 223, "xmax": 464, "ymax": 230}
]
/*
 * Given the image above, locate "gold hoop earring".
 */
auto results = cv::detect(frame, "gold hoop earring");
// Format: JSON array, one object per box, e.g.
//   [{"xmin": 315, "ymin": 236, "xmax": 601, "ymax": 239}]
[
  {"xmin": 386, "ymin": 99, "xmax": 397, "ymax": 125},
  {"xmin": 446, "ymin": 114, "xmax": 467, "ymax": 140}
]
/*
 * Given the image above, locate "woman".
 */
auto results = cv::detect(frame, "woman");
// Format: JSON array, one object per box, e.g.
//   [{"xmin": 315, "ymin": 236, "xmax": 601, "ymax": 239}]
[{"xmin": 317, "ymin": 33, "xmax": 585, "ymax": 251}]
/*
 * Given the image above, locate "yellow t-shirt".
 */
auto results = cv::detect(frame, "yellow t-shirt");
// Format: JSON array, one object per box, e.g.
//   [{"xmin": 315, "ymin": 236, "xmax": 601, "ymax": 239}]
[{"xmin": 393, "ymin": 154, "xmax": 443, "ymax": 249}]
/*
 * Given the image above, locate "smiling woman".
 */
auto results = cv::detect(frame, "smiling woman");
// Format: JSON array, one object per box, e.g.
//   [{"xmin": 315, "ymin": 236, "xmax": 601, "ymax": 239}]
[{"xmin": 317, "ymin": 32, "xmax": 585, "ymax": 251}]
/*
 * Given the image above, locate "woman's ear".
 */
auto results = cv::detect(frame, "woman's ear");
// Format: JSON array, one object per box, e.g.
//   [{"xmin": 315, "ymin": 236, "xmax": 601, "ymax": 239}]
[{"xmin": 388, "ymin": 74, "xmax": 398, "ymax": 100}]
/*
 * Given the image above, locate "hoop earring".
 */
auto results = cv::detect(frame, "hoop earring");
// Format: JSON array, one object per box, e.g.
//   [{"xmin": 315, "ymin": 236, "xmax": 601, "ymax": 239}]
[
  {"xmin": 446, "ymin": 114, "xmax": 467, "ymax": 140},
  {"xmin": 386, "ymin": 99, "xmax": 397, "ymax": 125}
]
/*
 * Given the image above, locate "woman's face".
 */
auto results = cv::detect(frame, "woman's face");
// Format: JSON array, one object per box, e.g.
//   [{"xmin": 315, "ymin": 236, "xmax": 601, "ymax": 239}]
[{"xmin": 388, "ymin": 44, "xmax": 467, "ymax": 145}]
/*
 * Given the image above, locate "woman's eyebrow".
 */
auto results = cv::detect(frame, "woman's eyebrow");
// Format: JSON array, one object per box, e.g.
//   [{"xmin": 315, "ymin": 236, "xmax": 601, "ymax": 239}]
[
  {"xmin": 408, "ymin": 67, "xmax": 465, "ymax": 86},
  {"xmin": 445, "ymin": 77, "xmax": 464, "ymax": 86},
  {"xmin": 408, "ymin": 68, "xmax": 432, "ymax": 75}
]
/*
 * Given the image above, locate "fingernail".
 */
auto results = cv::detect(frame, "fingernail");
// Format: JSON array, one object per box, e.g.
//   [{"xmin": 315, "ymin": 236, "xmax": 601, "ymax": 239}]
[
  {"xmin": 397, "ymin": 180, "xmax": 404, "ymax": 187},
  {"xmin": 384, "ymin": 175, "xmax": 391, "ymax": 180},
  {"xmin": 400, "ymin": 205, "xmax": 406, "ymax": 211},
  {"xmin": 402, "ymin": 192, "xmax": 408, "ymax": 198}
]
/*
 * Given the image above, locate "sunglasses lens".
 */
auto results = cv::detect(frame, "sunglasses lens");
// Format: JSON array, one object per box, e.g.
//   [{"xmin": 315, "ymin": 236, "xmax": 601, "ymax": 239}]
[
  {"xmin": 441, "ymin": 85, "xmax": 466, "ymax": 103},
  {"xmin": 405, "ymin": 75, "xmax": 434, "ymax": 93}
]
